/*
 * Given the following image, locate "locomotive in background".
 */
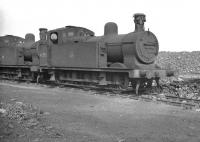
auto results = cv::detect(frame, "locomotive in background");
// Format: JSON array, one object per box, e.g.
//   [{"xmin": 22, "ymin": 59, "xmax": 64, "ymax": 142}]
[{"xmin": 0, "ymin": 13, "xmax": 174, "ymax": 94}]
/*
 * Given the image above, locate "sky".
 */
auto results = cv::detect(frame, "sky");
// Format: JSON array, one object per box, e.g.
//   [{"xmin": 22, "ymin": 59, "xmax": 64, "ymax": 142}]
[{"xmin": 0, "ymin": 0, "xmax": 200, "ymax": 51}]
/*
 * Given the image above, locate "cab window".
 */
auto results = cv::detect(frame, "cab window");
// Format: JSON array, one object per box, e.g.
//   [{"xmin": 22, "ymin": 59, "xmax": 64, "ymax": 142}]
[{"xmin": 50, "ymin": 32, "xmax": 58, "ymax": 44}]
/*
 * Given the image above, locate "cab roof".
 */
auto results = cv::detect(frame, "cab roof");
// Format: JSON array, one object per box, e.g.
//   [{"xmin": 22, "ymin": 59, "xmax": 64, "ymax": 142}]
[{"xmin": 48, "ymin": 26, "xmax": 95, "ymax": 36}]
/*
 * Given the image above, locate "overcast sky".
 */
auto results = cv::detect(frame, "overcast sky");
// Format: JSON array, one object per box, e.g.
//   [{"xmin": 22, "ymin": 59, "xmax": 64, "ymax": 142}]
[{"xmin": 0, "ymin": 0, "xmax": 200, "ymax": 51}]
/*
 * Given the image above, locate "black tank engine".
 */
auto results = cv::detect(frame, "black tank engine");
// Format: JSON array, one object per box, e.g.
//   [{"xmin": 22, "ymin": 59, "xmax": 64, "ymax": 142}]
[{"xmin": 0, "ymin": 13, "xmax": 174, "ymax": 94}]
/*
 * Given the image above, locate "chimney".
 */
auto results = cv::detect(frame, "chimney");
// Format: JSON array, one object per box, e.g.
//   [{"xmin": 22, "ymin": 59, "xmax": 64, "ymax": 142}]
[
  {"xmin": 133, "ymin": 13, "xmax": 146, "ymax": 32},
  {"xmin": 39, "ymin": 28, "xmax": 48, "ymax": 40}
]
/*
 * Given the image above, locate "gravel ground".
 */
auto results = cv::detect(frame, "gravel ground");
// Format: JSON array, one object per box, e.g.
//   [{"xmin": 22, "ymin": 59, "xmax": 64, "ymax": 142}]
[{"xmin": 1, "ymin": 82, "xmax": 200, "ymax": 142}]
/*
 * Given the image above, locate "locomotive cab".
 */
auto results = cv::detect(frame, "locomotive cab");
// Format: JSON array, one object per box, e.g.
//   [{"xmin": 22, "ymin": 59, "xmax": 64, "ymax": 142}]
[
  {"xmin": 38, "ymin": 26, "xmax": 98, "ymax": 68},
  {"xmin": 48, "ymin": 26, "xmax": 94, "ymax": 44}
]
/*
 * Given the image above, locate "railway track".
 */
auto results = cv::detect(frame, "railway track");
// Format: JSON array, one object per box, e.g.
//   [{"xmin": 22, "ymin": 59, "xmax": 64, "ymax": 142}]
[
  {"xmin": 164, "ymin": 95, "xmax": 200, "ymax": 108},
  {"xmin": 1, "ymin": 79, "xmax": 200, "ymax": 110}
]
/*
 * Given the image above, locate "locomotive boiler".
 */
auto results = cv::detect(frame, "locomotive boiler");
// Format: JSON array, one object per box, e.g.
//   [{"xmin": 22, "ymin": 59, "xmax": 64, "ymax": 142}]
[{"xmin": 0, "ymin": 13, "xmax": 174, "ymax": 94}]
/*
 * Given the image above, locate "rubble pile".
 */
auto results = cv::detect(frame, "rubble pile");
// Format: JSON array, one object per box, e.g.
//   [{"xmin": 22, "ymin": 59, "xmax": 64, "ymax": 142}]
[
  {"xmin": 0, "ymin": 101, "xmax": 42, "ymax": 129},
  {"xmin": 3, "ymin": 102, "xmax": 39, "ymax": 121},
  {"xmin": 143, "ymin": 78, "xmax": 200, "ymax": 100},
  {"xmin": 155, "ymin": 51, "xmax": 200, "ymax": 99},
  {"xmin": 161, "ymin": 80, "xmax": 200, "ymax": 99},
  {"xmin": 0, "ymin": 100, "xmax": 63, "ymax": 141},
  {"xmin": 156, "ymin": 51, "xmax": 200, "ymax": 74}
]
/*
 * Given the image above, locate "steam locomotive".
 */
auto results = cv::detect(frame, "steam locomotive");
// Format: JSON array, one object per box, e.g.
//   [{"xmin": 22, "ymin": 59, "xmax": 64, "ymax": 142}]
[{"xmin": 0, "ymin": 13, "xmax": 174, "ymax": 94}]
